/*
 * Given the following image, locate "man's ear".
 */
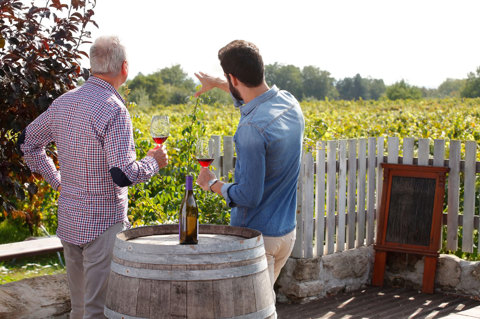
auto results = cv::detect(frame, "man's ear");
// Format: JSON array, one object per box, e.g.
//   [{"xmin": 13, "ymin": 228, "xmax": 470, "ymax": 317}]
[
  {"xmin": 121, "ymin": 60, "xmax": 128, "ymax": 77},
  {"xmin": 228, "ymin": 73, "xmax": 239, "ymax": 86}
]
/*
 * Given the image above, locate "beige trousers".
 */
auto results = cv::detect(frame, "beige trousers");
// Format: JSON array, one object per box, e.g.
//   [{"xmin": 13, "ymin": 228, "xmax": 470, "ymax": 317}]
[
  {"xmin": 263, "ymin": 228, "xmax": 296, "ymax": 287},
  {"xmin": 61, "ymin": 222, "xmax": 123, "ymax": 319}
]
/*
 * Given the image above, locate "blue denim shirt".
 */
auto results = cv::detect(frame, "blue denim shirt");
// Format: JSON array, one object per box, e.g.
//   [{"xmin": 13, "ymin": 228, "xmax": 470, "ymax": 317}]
[{"xmin": 221, "ymin": 85, "xmax": 305, "ymax": 237}]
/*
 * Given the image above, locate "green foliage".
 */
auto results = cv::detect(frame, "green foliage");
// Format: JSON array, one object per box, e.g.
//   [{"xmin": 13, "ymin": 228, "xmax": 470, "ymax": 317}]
[
  {"xmin": 437, "ymin": 78, "xmax": 466, "ymax": 98},
  {"xmin": 0, "ymin": 218, "xmax": 30, "ymax": 244},
  {"xmin": 127, "ymin": 65, "xmax": 196, "ymax": 106},
  {"xmin": 125, "ymin": 97, "xmax": 231, "ymax": 228},
  {"xmin": 0, "ymin": 253, "xmax": 65, "ymax": 284},
  {"xmin": 0, "ymin": 0, "xmax": 96, "ymax": 230},
  {"xmin": 336, "ymin": 74, "xmax": 386, "ymax": 100},
  {"xmin": 385, "ymin": 80, "xmax": 423, "ymax": 100},
  {"xmin": 461, "ymin": 67, "xmax": 480, "ymax": 98}
]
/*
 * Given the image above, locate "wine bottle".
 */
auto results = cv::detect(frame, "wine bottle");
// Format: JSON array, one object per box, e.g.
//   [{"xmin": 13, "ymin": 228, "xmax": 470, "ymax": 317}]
[{"xmin": 179, "ymin": 175, "xmax": 199, "ymax": 244}]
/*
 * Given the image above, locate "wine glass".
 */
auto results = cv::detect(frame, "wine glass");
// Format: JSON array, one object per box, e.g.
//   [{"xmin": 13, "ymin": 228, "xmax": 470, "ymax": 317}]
[
  {"xmin": 150, "ymin": 115, "xmax": 170, "ymax": 147},
  {"xmin": 196, "ymin": 137, "xmax": 214, "ymax": 168}
]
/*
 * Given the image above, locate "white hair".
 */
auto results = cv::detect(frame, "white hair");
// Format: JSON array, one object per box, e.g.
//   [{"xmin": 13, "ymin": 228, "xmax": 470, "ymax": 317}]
[{"xmin": 89, "ymin": 36, "xmax": 127, "ymax": 75}]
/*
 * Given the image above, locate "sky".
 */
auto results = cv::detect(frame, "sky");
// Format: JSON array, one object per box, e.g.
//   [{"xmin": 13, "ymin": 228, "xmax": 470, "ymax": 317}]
[{"xmin": 82, "ymin": 0, "xmax": 480, "ymax": 89}]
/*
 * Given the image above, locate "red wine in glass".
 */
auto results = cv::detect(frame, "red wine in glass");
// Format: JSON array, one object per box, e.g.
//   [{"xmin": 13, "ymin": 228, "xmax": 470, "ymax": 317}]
[
  {"xmin": 197, "ymin": 158, "xmax": 214, "ymax": 168},
  {"xmin": 150, "ymin": 115, "xmax": 170, "ymax": 148},
  {"xmin": 153, "ymin": 136, "xmax": 168, "ymax": 145}
]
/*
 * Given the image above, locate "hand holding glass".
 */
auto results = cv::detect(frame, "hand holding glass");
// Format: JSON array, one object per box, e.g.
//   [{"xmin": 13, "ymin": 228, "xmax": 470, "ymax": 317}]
[
  {"xmin": 196, "ymin": 137, "xmax": 214, "ymax": 168},
  {"xmin": 150, "ymin": 115, "xmax": 170, "ymax": 147}
]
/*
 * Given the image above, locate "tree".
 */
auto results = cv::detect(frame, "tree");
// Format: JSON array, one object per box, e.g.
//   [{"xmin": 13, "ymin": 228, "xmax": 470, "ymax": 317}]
[
  {"xmin": 461, "ymin": 67, "xmax": 480, "ymax": 98},
  {"xmin": 265, "ymin": 63, "xmax": 303, "ymax": 99},
  {"xmin": 385, "ymin": 80, "xmax": 422, "ymax": 100},
  {"xmin": 437, "ymin": 78, "xmax": 465, "ymax": 98},
  {"xmin": 301, "ymin": 66, "xmax": 337, "ymax": 100},
  {"xmin": 127, "ymin": 65, "xmax": 196, "ymax": 106},
  {"xmin": 0, "ymin": 0, "xmax": 96, "ymax": 228}
]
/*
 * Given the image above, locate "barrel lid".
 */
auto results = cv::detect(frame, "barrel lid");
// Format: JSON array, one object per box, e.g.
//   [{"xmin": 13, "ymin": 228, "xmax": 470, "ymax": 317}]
[{"xmin": 114, "ymin": 224, "xmax": 264, "ymax": 255}]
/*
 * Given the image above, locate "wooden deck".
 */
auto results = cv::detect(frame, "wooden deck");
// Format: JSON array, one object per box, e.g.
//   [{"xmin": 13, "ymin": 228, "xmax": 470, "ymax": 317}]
[{"xmin": 276, "ymin": 286, "xmax": 480, "ymax": 319}]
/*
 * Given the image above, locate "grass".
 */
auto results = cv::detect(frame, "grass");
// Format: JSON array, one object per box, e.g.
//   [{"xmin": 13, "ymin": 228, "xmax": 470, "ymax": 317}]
[{"xmin": 0, "ymin": 252, "xmax": 66, "ymax": 284}]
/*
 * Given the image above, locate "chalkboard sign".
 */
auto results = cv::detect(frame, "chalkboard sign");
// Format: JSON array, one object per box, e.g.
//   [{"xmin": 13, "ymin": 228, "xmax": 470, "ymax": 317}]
[
  {"xmin": 385, "ymin": 176, "xmax": 436, "ymax": 246},
  {"xmin": 372, "ymin": 163, "xmax": 449, "ymax": 293},
  {"xmin": 376, "ymin": 163, "xmax": 449, "ymax": 254}
]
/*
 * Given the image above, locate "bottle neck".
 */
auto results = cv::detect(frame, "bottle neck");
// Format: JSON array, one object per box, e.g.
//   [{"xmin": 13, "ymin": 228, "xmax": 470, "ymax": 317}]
[{"xmin": 185, "ymin": 175, "xmax": 193, "ymax": 191}]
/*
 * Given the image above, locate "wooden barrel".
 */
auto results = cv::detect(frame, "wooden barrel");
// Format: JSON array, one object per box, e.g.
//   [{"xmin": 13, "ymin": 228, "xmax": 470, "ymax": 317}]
[{"xmin": 104, "ymin": 224, "xmax": 275, "ymax": 319}]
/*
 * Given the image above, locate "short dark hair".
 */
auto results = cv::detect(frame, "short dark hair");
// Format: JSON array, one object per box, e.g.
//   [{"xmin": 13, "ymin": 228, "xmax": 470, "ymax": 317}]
[{"xmin": 218, "ymin": 40, "xmax": 264, "ymax": 87}]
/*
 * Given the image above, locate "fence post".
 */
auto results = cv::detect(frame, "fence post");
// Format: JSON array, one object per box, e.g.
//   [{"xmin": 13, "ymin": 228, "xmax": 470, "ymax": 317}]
[
  {"xmin": 303, "ymin": 151, "xmax": 314, "ymax": 258},
  {"xmin": 347, "ymin": 139, "xmax": 357, "ymax": 249},
  {"xmin": 222, "ymin": 136, "xmax": 234, "ymax": 179},
  {"xmin": 316, "ymin": 141, "xmax": 326, "ymax": 256},
  {"xmin": 291, "ymin": 151, "xmax": 305, "ymax": 258},
  {"xmin": 463, "ymin": 141, "xmax": 476, "ymax": 253},
  {"xmin": 209, "ymin": 135, "xmax": 221, "ymax": 178},
  {"xmin": 326, "ymin": 140, "xmax": 337, "ymax": 255},
  {"xmin": 447, "ymin": 140, "xmax": 461, "ymax": 251},
  {"xmin": 356, "ymin": 138, "xmax": 366, "ymax": 248}
]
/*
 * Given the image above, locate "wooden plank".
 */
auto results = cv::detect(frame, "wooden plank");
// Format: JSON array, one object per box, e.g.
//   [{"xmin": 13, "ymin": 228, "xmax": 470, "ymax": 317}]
[
  {"xmin": 232, "ymin": 274, "xmax": 256, "ymax": 315},
  {"xmin": 366, "ymin": 137, "xmax": 376, "ymax": 246},
  {"xmin": 223, "ymin": 136, "xmax": 234, "ymax": 178},
  {"xmin": 447, "ymin": 140, "xmax": 461, "ymax": 251},
  {"xmin": 303, "ymin": 151, "xmax": 314, "ymax": 258},
  {"xmin": 209, "ymin": 135, "xmax": 221, "ymax": 178},
  {"xmin": 418, "ymin": 138, "xmax": 430, "ymax": 166},
  {"xmin": 0, "ymin": 236, "xmax": 63, "ymax": 261},
  {"xmin": 376, "ymin": 137, "xmax": 385, "ymax": 233},
  {"xmin": 291, "ymin": 152, "xmax": 304, "ymax": 258},
  {"xmin": 187, "ymin": 281, "xmax": 215, "ymax": 319},
  {"xmin": 316, "ymin": 141, "xmax": 326, "ymax": 257},
  {"xmin": 347, "ymin": 139, "xmax": 357, "ymax": 249},
  {"xmin": 149, "ymin": 280, "xmax": 171, "ymax": 319},
  {"xmin": 403, "ymin": 137, "xmax": 414, "ymax": 165},
  {"xmin": 170, "ymin": 281, "xmax": 187, "ymax": 318},
  {"xmin": 433, "ymin": 139, "xmax": 446, "ymax": 246},
  {"xmin": 213, "ymin": 279, "xmax": 235, "ymax": 318},
  {"xmin": 387, "ymin": 137, "xmax": 399, "ymax": 164},
  {"xmin": 462, "ymin": 141, "xmax": 476, "ymax": 253},
  {"xmin": 433, "ymin": 140, "xmax": 446, "ymax": 167},
  {"xmin": 356, "ymin": 138, "xmax": 366, "ymax": 248},
  {"xmin": 326, "ymin": 140, "xmax": 337, "ymax": 254},
  {"xmin": 136, "ymin": 279, "xmax": 153, "ymax": 318},
  {"xmin": 337, "ymin": 140, "xmax": 347, "ymax": 252}
]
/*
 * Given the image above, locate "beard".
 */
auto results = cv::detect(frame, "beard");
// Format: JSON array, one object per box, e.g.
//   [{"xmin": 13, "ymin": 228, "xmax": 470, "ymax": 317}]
[{"xmin": 227, "ymin": 76, "xmax": 243, "ymax": 101}]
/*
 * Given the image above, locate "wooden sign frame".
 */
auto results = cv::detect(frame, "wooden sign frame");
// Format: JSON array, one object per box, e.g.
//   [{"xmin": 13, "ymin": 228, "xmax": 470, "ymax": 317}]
[{"xmin": 372, "ymin": 163, "xmax": 449, "ymax": 293}]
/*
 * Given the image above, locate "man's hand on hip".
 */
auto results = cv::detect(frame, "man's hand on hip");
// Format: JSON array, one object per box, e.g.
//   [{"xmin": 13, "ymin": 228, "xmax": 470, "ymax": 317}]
[{"xmin": 147, "ymin": 145, "xmax": 168, "ymax": 169}]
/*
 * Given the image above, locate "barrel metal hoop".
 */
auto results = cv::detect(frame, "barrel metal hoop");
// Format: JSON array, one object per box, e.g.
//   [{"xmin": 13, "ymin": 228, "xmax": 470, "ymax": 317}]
[
  {"xmin": 104, "ymin": 307, "xmax": 146, "ymax": 319},
  {"xmin": 225, "ymin": 304, "xmax": 276, "ymax": 319},
  {"xmin": 105, "ymin": 304, "xmax": 275, "ymax": 319},
  {"xmin": 113, "ymin": 244, "xmax": 266, "ymax": 265},
  {"xmin": 114, "ymin": 236, "xmax": 264, "ymax": 255},
  {"xmin": 110, "ymin": 258, "xmax": 268, "ymax": 281}
]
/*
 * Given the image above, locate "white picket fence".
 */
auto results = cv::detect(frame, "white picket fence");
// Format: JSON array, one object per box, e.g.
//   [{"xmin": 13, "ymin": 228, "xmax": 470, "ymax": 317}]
[{"xmin": 209, "ymin": 136, "xmax": 480, "ymax": 259}]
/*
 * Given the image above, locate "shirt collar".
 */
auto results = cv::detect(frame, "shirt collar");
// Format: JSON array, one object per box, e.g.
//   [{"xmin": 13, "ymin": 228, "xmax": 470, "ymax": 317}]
[
  {"xmin": 87, "ymin": 76, "xmax": 126, "ymax": 104},
  {"xmin": 239, "ymin": 85, "xmax": 279, "ymax": 116}
]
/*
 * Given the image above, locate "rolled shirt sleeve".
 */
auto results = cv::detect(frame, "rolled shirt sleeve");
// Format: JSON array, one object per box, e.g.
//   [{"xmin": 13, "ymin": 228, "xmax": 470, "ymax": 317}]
[{"xmin": 104, "ymin": 106, "xmax": 159, "ymax": 186}]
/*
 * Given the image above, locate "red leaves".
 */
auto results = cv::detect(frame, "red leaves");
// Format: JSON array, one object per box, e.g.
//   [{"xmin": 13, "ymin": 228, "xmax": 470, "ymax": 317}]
[{"xmin": 0, "ymin": 0, "xmax": 97, "ymax": 221}]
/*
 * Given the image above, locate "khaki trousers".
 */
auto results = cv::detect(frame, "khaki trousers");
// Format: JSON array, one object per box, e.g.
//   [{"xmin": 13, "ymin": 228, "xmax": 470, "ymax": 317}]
[
  {"xmin": 263, "ymin": 229, "xmax": 296, "ymax": 287},
  {"xmin": 61, "ymin": 222, "xmax": 123, "ymax": 319}
]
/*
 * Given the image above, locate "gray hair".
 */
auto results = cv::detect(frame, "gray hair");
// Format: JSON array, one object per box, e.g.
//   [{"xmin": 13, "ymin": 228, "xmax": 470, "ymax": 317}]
[{"xmin": 89, "ymin": 36, "xmax": 126, "ymax": 75}]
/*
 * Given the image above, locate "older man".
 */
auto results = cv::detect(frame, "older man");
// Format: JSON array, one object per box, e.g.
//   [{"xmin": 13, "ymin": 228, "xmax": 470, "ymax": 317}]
[{"xmin": 19, "ymin": 36, "xmax": 168, "ymax": 318}]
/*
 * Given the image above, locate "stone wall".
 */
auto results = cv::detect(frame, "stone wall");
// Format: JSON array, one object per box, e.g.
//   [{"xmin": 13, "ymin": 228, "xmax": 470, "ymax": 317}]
[{"xmin": 276, "ymin": 246, "xmax": 480, "ymax": 303}]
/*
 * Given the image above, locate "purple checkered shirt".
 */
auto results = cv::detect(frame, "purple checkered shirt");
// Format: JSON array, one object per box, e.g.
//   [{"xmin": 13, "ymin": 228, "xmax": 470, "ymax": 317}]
[{"xmin": 20, "ymin": 76, "xmax": 159, "ymax": 245}]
